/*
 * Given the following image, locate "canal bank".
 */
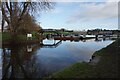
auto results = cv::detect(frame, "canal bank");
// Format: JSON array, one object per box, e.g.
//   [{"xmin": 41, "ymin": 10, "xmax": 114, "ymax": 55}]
[
  {"xmin": 50, "ymin": 39, "xmax": 119, "ymax": 78},
  {"xmin": 1, "ymin": 32, "xmax": 45, "ymax": 45},
  {"xmin": 2, "ymin": 39, "xmax": 41, "ymax": 46}
]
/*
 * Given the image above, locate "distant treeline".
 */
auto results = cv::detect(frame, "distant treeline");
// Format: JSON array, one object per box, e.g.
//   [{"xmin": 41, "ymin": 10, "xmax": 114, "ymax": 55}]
[{"xmin": 87, "ymin": 29, "xmax": 120, "ymax": 35}]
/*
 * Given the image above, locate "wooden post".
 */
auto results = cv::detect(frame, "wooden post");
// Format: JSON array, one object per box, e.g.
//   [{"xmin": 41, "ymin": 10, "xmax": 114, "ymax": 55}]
[{"xmin": 95, "ymin": 34, "xmax": 98, "ymax": 41}]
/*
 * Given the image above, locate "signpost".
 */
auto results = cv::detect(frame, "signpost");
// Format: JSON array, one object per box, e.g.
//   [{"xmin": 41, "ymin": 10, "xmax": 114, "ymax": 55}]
[{"xmin": 27, "ymin": 34, "xmax": 32, "ymax": 40}]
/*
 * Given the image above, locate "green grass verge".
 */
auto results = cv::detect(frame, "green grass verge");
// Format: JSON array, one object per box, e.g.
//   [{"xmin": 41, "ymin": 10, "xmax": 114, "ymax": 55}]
[
  {"xmin": 1, "ymin": 32, "xmax": 12, "ymax": 40},
  {"xmin": 50, "ymin": 62, "xmax": 94, "ymax": 78},
  {"xmin": 43, "ymin": 31, "xmax": 73, "ymax": 36},
  {"xmin": 49, "ymin": 39, "xmax": 119, "ymax": 78},
  {"xmin": 1, "ymin": 32, "xmax": 41, "ymax": 41}
]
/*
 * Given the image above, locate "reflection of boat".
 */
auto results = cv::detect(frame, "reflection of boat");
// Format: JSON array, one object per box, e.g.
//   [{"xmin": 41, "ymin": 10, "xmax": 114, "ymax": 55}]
[{"xmin": 54, "ymin": 36, "xmax": 83, "ymax": 40}]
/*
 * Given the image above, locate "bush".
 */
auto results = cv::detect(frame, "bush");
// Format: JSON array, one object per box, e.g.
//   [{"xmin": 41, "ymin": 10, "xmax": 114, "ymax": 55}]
[{"xmin": 2, "ymin": 32, "xmax": 12, "ymax": 40}]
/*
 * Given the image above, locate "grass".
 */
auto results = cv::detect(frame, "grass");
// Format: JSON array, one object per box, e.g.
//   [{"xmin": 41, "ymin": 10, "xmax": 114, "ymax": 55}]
[
  {"xmin": 50, "ymin": 62, "xmax": 94, "ymax": 78},
  {"xmin": 43, "ymin": 31, "xmax": 73, "ymax": 36},
  {"xmin": 0, "ymin": 32, "xmax": 2, "ymax": 40},
  {"xmin": 1, "ymin": 32, "xmax": 41, "ymax": 41},
  {"xmin": 1, "ymin": 32, "xmax": 12, "ymax": 40},
  {"xmin": 49, "ymin": 38, "xmax": 119, "ymax": 78},
  {"xmin": 17, "ymin": 34, "xmax": 27, "ymax": 40}
]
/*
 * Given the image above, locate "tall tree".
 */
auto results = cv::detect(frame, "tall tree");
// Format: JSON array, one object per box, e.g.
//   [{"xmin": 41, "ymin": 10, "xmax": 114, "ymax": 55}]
[
  {"xmin": 1, "ymin": 0, "xmax": 54, "ymax": 40},
  {"xmin": 1, "ymin": 15, "xmax": 5, "ymax": 32},
  {"xmin": 18, "ymin": 13, "xmax": 42, "ymax": 34}
]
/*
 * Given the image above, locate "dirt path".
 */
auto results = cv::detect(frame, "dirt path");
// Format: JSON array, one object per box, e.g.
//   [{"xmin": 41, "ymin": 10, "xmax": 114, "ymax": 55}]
[{"xmin": 89, "ymin": 56, "xmax": 101, "ymax": 65}]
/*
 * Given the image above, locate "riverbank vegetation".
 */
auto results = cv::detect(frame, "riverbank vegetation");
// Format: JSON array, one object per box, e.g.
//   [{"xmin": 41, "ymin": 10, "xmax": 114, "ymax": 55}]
[
  {"xmin": 50, "ymin": 39, "xmax": 119, "ymax": 78},
  {"xmin": 1, "ymin": 32, "xmax": 40, "ymax": 41},
  {"xmin": 1, "ymin": 1, "xmax": 54, "ymax": 43},
  {"xmin": 43, "ymin": 31, "xmax": 73, "ymax": 36}
]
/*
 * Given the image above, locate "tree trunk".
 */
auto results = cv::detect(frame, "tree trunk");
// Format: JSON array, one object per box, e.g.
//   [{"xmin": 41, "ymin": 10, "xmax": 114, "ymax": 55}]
[{"xmin": 2, "ymin": 16, "xmax": 5, "ymax": 32}]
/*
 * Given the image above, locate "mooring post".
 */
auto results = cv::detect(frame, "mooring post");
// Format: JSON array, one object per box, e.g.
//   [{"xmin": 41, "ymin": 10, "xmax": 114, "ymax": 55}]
[{"xmin": 95, "ymin": 34, "xmax": 98, "ymax": 41}]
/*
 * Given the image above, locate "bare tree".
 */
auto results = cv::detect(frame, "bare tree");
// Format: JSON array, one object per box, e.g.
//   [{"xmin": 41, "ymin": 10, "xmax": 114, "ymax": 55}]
[
  {"xmin": 1, "ymin": 0, "xmax": 54, "ymax": 40},
  {"xmin": 18, "ymin": 13, "xmax": 42, "ymax": 34},
  {"xmin": 1, "ymin": 15, "xmax": 5, "ymax": 32}
]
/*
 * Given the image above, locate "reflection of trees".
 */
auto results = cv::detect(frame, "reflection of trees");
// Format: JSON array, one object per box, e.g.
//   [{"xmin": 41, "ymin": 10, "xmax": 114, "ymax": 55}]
[{"xmin": 2, "ymin": 44, "xmax": 47, "ymax": 79}]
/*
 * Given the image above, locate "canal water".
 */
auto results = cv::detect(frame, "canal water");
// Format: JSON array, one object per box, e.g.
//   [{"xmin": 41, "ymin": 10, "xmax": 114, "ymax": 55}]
[{"xmin": 0, "ymin": 38, "xmax": 114, "ymax": 78}]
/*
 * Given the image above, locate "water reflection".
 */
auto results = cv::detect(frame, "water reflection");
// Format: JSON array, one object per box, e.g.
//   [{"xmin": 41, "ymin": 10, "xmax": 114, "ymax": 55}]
[
  {"xmin": 2, "ymin": 44, "xmax": 49, "ymax": 79},
  {"xmin": 1, "ymin": 38, "xmax": 114, "ymax": 79},
  {"xmin": 41, "ymin": 40, "xmax": 62, "ymax": 48}
]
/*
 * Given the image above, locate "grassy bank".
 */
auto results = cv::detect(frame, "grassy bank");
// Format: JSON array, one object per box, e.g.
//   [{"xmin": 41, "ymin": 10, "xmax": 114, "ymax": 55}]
[
  {"xmin": 1, "ymin": 32, "xmax": 43, "ymax": 45},
  {"xmin": 1, "ymin": 32, "xmax": 40, "ymax": 41},
  {"xmin": 43, "ymin": 31, "xmax": 73, "ymax": 36},
  {"xmin": 50, "ymin": 39, "xmax": 119, "ymax": 78}
]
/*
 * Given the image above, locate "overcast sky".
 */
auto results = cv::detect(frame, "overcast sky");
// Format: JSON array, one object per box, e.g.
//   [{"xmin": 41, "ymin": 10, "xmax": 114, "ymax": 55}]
[
  {"xmin": 36, "ymin": 0, "xmax": 119, "ymax": 30},
  {"xmin": 0, "ymin": 0, "xmax": 119, "ymax": 30}
]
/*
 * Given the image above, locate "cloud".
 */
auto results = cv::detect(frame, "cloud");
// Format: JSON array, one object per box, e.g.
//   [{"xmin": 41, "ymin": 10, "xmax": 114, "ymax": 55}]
[
  {"xmin": 66, "ymin": 1, "xmax": 118, "ymax": 23},
  {"xmin": 94, "ymin": 22, "xmax": 117, "ymax": 27},
  {"xmin": 49, "ymin": 8, "xmax": 63, "ymax": 14},
  {"xmin": 107, "ymin": 0, "xmax": 120, "ymax": 2},
  {"xmin": 51, "ymin": 0, "xmax": 119, "ymax": 2}
]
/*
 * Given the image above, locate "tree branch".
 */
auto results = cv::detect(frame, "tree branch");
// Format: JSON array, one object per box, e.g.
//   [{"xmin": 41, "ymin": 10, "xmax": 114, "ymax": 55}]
[
  {"xmin": 5, "ymin": 2, "xmax": 10, "ymax": 13},
  {"xmin": 10, "ymin": 2, "xmax": 13, "ymax": 14},
  {"xmin": 18, "ymin": 2, "xmax": 29, "ymax": 21},
  {"xmin": 2, "ymin": 7, "xmax": 10, "ymax": 25}
]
